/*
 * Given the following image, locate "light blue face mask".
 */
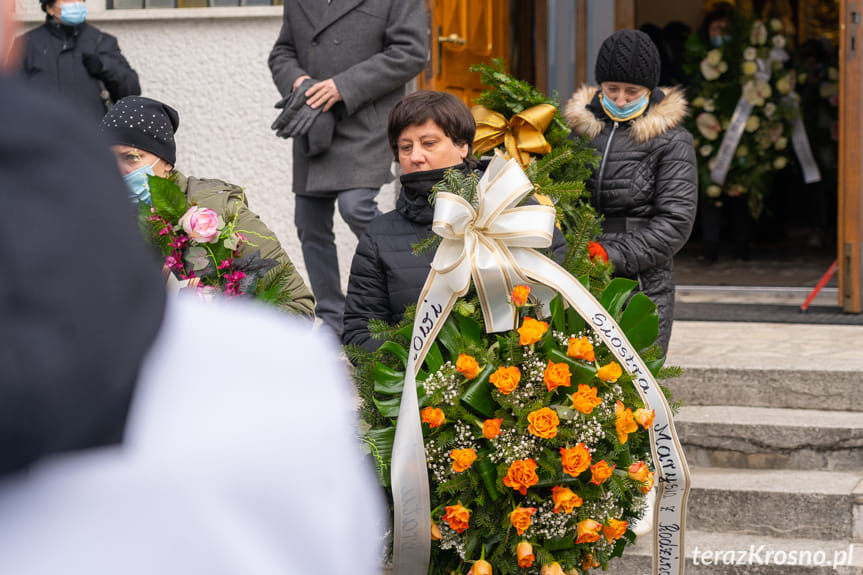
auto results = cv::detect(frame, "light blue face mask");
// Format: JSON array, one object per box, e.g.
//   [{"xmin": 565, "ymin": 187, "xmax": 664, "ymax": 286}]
[
  {"xmin": 600, "ymin": 91, "xmax": 649, "ymax": 121},
  {"xmin": 58, "ymin": 2, "xmax": 87, "ymax": 26},
  {"xmin": 710, "ymin": 34, "xmax": 731, "ymax": 48},
  {"xmin": 123, "ymin": 161, "xmax": 159, "ymax": 205}
]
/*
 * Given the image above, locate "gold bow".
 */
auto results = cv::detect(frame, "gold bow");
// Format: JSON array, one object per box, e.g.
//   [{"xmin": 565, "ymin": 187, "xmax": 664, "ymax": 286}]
[{"xmin": 472, "ymin": 104, "xmax": 557, "ymax": 167}]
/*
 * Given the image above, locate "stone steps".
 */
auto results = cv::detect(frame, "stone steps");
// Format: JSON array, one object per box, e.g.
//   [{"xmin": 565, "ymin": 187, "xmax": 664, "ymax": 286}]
[
  {"xmin": 685, "ymin": 467, "xmax": 863, "ymax": 541},
  {"xmin": 663, "ymin": 368, "xmax": 863, "ymax": 412},
  {"xmin": 603, "ymin": 529, "xmax": 863, "ymax": 575},
  {"xmin": 676, "ymin": 405, "xmax": 863, "ymax": 471}
]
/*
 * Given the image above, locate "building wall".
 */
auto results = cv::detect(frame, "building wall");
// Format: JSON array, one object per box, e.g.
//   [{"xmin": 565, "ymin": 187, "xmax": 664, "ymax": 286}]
[{"xmin": 14, "ymin": 5, "xmax": 400, "ymax": 294}]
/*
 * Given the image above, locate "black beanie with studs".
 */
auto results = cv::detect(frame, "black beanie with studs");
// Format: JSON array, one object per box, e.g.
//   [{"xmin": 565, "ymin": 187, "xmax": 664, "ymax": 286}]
[
  {"xmin": 99, "ymin": 96, "xmax": 180, "ymax": 165},
  {"xmin": 594, "ymin": 29, "xmax": 661, "ymax": 91}
]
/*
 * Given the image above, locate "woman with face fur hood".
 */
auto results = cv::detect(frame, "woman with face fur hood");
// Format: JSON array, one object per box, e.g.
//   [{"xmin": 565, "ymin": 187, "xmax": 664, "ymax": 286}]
[{"xmin": 564, "ymin": 29, "xmax": 697, "ymax": 355}]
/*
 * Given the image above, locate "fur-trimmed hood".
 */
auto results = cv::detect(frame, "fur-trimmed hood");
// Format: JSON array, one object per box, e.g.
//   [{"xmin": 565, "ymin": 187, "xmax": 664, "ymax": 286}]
[{"xmin": 563, "ymin": 85, "xmax": 689, "ymax": 143}]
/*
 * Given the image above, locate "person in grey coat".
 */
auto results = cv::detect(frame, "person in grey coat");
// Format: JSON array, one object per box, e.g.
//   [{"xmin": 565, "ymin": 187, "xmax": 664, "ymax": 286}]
[
  {"xmin": 268, "ymin": 0, "xmax": 427, "ymax": 338},
  {"xmin": 563, "ymin": 29, "xmax": 697, "ymax": 355}
]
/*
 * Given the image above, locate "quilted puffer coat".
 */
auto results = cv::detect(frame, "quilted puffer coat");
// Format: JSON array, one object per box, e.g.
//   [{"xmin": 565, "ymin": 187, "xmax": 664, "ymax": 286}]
[{"xmin": 564, "ymin": 86, "xmax": 697, "ymax": 354}]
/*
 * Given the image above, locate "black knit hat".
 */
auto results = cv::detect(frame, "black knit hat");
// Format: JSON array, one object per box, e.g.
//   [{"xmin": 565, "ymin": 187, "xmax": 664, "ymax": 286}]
[
  {"xmin": 594, "ymin": 29, "xmax": 661, "ymax": 91},
  {"xmin": 99, "ymin": 96, "xmax": 179, "ymax": 165}
]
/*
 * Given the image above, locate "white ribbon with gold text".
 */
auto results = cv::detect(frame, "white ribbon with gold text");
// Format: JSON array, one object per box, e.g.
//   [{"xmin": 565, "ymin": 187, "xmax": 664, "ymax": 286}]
[{"xmin": 391, "ymin": 154, "xmax": 690, "ymax": 575}]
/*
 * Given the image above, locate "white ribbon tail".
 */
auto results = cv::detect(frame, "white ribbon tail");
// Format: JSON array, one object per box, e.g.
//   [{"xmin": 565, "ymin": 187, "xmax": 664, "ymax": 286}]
[
  {"xmin": 710, "ymin": 96, "xmax": 752, "ymax": 186},
  {"xmin": 511, "ymin": 247, "xmax": 692, "ymax": 575},
  {"xmin": 391, "ymin": 269, "xmax": 468, "ymax": 575},
  {"xmin": 791, "ymin": 115, "xmax": 822, "ymax": 184}
]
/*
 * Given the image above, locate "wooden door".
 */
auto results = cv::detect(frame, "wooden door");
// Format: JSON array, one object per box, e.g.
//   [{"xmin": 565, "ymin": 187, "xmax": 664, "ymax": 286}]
[
  {"xmin": 839, "ymin": 0, "xmax": 863, "ymax": 311},
  {"xmin": 417, "ymin": 0, "xmax": 510, "ymax": 106}
]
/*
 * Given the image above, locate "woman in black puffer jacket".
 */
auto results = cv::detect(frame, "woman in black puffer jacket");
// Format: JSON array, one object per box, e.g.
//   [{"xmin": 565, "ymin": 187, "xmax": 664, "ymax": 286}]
[
  {"xmin": 343, "ymin": 91, "xmax": 566, "ymax": 352},
  {"xmin": 564, "ymin": 29, "xmax": 697, "ymax": 355}
]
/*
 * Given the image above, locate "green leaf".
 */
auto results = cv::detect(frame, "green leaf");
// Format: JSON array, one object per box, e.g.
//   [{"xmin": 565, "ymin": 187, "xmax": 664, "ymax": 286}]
[
  {"xmin": 373, "ymin": 395, "xmax": 403, "ymax": 418},
  {"xmin": 373, "ymin": 363, "xmax": 405, "ymax": 395},
  {"xmin": 618, "ymin": 292, "xmax": 659, "ymax": 352},
  {"xmin": 378, "ymin": 341, "xmax": 409, "ymax": 367},
  {"xmin": 373, "ymin": 384, "xmax": 426, "ymax": 416},
  {"xmin": 645, "ymin": 356, "xmax": 666, "ymax": 377},
  {"xmin": 475, "ymin": 456, "xmax": 501, "ymax": 501},
  {"xmin": 566, "ymin": 305, "xmax": 585, "ymax": 335},
  {"xmin": 437, "ymin": 316, "xmax": 461, "ymax": 357},
  {"xmin": 184, "ymin": 246, "xmax": 210, "ymax": 271},
  {"xmin": 460, "ymin": 362, "xmax": 497, "ymax": 418},
  {"xmin": 457, "ymin": 313, "xmax": 483, "ymax": 347},
  {"xmin": 148, "ymin": 175, "xmax": 189, "ymax": 221},
  {"xmin": 547, "ymin": 348, "xmax": 597, "ymax": 385},
  {"xmin": 364, "ymin": 427, "xmax": 395, "ymax": 487},
  {"xmin": 424, "ymin": 341, "xmax": 444, "ymax": 373},
  {"xmin": 549, "ymin": 293, "xmax": 566, "ymax": 333},
  {"xmin": 599, "ymin": 277, "xmax": 638, "ymax": 318}
]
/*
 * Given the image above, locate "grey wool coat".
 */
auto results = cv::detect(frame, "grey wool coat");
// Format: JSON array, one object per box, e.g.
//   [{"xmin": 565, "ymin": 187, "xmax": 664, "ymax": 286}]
[{"xmin": 268, "ymin": 0, "xmax": 427, "ymax": 196}]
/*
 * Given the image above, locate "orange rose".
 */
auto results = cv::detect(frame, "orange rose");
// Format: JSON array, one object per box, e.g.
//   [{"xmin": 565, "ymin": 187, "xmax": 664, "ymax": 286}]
[
  {"xmin": 450, "ymin": 448, "xmax": 478, "ymax": 472},
  {"xmin": 576, "ymin": 519, "xmax": 603, "ymax": 544},
  {"xmin": 567, "ymin": 336, "xmax": 595, "ymax": 362},
  {"xmin": 596, "ymin": 361, "xmax": 623, "ymax": 382},
  {"xmin": 456, "ymin": 353, "xmax": 480, "ymax": 380},
  {"xmin": 527, "ymin": 407, "xmax": 559, "ymax": 439},
  {"xmin": 469, "ymin": 559, "xmax": 493, "ymax": 575},
  {"xmin": 502, "ymin": 458, "xmax": 539, "ymax": 495},
  {"xmin": 442, "ymin": 504, "xmax": 471, "ymax": 533},
  {"xmin": 551, "ymin": 485, "xmax": 583, "ymax": 514},
  {"xmin": 543, "ymin": 360, "xmax": 572, "ymax": 391},
  {"xmin": 634, "ymin": 408, "xmax": 655, "ymax": 429},
  {"xmin": 571, "ymin": 384, "xmax": 602, "ymax": 414},
  {"xmin": 511, "ymin": 285, "xmax": 530, "ymax": 307},
  {"xmin": 540, "ymin": 561, "xmax": 565, "ymax": 575},
  {"xmin": 509, "ymin": 506, "xmax": 537, "ymax": 535},
  {"xmin": 602, "ymin": 518, "xmax": 628, "ymax": 543},
  {"xmin": 431, "ymin": 519, "xmax": 442, "ymax": 540},
  {"xmin": 590, "ymin": 460, "xmax": 615, "ymax": 485},
  {"xmin": 483, "ymin": 418, "xmax": 503, "ymax": 439},
  {"xmin": 639, "ymin": 470, "xmax": 655, "ymax": 494},
  {"xmin": 516, "ymin": 540, "xmax": 535, "ymax": 568},
  {"xmin": 560, "ymin": 443, "xmax": 591, "ymax": 477},
  {"xmin": 490, "ymin": 366, "xmax": 521, "ymax": 394},
  {"xmin": 628, "ymin": 461, "xmax": 650, "ymax": 483},
  {"xmin": 518, "ymin": 317, "xmax": 548, "ymax": 345},
  {"xmin": 421, "ymin": 406, "xmax": 446, "ymax": 428},
  {"xmin": 615, "ymin": 400, "xmax": 639, "ymax": 444},
  {"xmin": 582, "ymin": 553, "xmax": 600, "ymax": 570}
]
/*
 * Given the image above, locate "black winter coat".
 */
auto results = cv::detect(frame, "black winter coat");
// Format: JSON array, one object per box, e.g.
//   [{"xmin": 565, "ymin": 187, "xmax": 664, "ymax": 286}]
[
  {"xmin": 564, "ymin": 86, "xmax": 697, "ymax": 354},
  {"xmin": 16, "ymin": 19, "xmax": 140, "ymax": 122},
  {"xmin": 343, "ymin": 167, "xmax": 569, "ymax": 352}
]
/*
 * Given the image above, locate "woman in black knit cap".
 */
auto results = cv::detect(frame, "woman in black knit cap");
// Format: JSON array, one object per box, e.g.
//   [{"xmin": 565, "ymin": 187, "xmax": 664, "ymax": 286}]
[
  {"xmin": 99, "ymin": 95, "xmax": 316, "ymax": 319},
  {"xmin": 564, "ymin": 29, "xmax": 697, "ymax": 355}
]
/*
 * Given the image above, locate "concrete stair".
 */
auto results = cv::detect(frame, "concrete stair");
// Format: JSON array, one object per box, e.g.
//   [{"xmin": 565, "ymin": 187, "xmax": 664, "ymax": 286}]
[{"xmin": 603, "ymin": 319, "xmax": 863, "ymax": 574}]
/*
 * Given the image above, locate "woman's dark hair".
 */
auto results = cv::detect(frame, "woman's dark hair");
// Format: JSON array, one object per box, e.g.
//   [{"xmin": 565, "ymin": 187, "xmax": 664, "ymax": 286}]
[{"xmin": 387, "ymin": 90, "xmax": 477, "ymax": 167}]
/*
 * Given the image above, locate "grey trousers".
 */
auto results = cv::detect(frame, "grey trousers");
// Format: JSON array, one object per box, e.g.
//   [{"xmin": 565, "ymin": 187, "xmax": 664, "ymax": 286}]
[{"xmin": 295, "ymin": 188, "xmax": 380, "ymax": 337}]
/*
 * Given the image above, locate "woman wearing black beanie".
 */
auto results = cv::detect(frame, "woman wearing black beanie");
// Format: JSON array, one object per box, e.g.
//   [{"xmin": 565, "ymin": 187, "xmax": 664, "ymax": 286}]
[{"xmin": 563, "ymin": 29, "xmax": 698, "ymax": 356}]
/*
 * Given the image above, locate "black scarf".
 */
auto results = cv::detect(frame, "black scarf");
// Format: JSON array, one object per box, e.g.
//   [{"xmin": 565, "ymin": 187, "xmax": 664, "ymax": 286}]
[{"xmin": 397, "ymin": 163, "xmax": 469, "ymax": 225}]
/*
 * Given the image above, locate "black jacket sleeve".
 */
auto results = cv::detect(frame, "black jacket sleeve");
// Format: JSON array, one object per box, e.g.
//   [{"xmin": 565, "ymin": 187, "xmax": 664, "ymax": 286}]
[
  {"xmin": 342, "ymin": 230, "xmax": 391, "ymax": 352},
  {"xmin": 86, "ymin": 32, "xmax": 141, "ymax": 102}
]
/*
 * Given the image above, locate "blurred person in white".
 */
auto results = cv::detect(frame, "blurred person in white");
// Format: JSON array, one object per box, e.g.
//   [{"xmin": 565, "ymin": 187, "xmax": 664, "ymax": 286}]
[{"xmin": 0, "ymin": 2, "xmax": 386, "ymax": 571}]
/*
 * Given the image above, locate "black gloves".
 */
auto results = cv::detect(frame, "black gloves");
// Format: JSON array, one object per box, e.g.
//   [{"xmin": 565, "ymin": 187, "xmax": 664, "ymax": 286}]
[{"xmin": 271, "ymin": 78, "xmax": 321, "ymax": 139}]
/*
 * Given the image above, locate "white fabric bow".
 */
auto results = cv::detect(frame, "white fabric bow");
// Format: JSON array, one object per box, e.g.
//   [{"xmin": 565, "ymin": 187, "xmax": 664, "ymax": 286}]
[{"xmin": 430, "ymin": 153, "xmax": 557, "ymax": 332}]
